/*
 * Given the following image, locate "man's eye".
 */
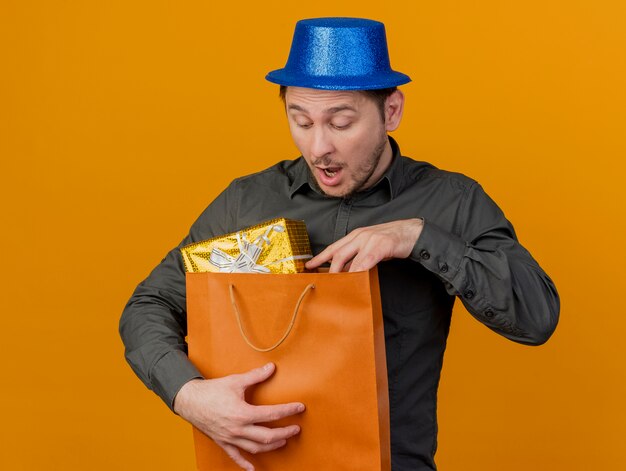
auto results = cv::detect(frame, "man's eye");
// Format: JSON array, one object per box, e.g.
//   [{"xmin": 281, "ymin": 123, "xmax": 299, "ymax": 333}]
[
  {"xmin": 297, "ymin": 122, "xmax": 313, "ymax": 129},
  {"xmin": 331, "ymin": 123, "xmax": 351, "ymax": 130}
]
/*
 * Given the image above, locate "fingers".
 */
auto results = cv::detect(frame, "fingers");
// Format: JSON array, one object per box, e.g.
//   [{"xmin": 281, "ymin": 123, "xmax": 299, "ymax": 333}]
[
  {"xmin": 325, "ymin": 234, "xmax": 376, "ymax": 273},
  {"xmin": 224, "ymin": 424, "xmax": 300, "ymax": 462},
  {"xmin": 306, "ymin": 226, "xmax": 387, "ymax": 272},
  {"xmin": 216, "ymin": 424, "xmax": 300, "ymax": 469},
  {"xmin": 209, "ymin": 419, "xmax": 301, "ymax": 467},
  {"xmin": 305, "ymin": 242, "xmax": 335, "ymax": 269},
  {"xmin": 217, "ymin": 441, "xmax": 255, "ymax": 471},
  {"xmin": 230, "ymin": 436, "xmax": 289, "ymax": 455},
  {"xmin": 347, "ymin": 238, "xmax": 384, "ymax": 272},
  {"xmin": 183, "ymin": 368, "xmax": 304, "ymax": 471},
  {"xmin": 241, "ymin": 423, "xmax": 301, "ymax": 444},
  {"xmin": 233, "ymin": 363, "xmax": 276, "ymax": 389},
  {"xmin": 305, "ymin": 246, "xmax": 337, "ymax": 270},
  {"xmin": 247, "ymin": 402, "xmax": 306, "ymax": 424},
  {"xmin": 306, "ymin": 220, "xmax": 424, "ymax": 272},
  {"xmin": 305, "ymin": 230, "xmax": 361, "ymax": 270}
]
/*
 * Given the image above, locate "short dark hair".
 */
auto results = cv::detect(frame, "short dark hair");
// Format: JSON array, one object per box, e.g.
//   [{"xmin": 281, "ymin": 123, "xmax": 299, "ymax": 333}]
[{"xmin": 279, "ymin": 85, "xmax": 397, "ymax": 122}]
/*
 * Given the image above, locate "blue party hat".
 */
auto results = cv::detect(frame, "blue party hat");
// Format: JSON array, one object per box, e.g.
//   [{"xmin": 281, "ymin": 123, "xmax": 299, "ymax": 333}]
[{"xmin": 266, "ymin": 17, "xmax": 411, "ymax": 90}]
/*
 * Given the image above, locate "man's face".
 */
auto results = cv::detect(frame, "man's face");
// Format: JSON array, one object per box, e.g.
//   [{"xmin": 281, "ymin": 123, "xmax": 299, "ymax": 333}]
[{"xmin": 284, "ymin": 87, "xmax": 394, "ymax": 198}]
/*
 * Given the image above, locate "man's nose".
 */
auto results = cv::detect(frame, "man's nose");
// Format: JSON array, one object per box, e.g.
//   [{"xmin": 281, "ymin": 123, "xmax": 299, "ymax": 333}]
[{"xmin": 310, "ymin": 126, "xmax": 335, "ymax": 159}]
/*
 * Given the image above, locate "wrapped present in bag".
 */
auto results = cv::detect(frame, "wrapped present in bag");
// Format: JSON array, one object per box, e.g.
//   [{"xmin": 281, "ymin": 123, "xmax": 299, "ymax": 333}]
[
  {"xmin": 186, "ymin": 267, "xmax": 390, "ymax": 470},
  {"xmin": 180, "ymin": 218, "xmax": 312, "ymax": 274}
]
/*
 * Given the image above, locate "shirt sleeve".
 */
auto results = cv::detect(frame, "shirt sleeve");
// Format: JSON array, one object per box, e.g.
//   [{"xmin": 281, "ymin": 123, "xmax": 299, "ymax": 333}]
[
  {"xmin": 410, "ymin": 181, "xmax": 560, "ymax": 345},
  {"xmin": 119, "ymin": 182, "xmax": 238, "ymax": 410}
]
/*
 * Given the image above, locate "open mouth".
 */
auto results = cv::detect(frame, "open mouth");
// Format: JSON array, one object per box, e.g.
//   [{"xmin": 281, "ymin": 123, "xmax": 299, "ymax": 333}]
[{"xmin": 316, "ymin": 166, "xmax": 343, "ymax": 186}]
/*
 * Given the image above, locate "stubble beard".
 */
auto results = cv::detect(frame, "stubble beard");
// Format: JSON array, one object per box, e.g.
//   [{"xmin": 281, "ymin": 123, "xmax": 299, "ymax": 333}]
[{"xmin": 306, "ymin": 133, "xmax": 389, "ymax": 199}]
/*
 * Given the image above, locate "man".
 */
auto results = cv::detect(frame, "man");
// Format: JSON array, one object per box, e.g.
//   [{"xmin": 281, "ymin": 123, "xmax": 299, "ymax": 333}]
[{"xmin": 120, "ymin": 17, "xmax": 559, "ymax": 471}]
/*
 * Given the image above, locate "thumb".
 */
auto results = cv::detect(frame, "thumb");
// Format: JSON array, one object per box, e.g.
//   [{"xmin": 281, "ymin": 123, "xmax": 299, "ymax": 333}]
[{"xmin": 235, "ymin": 362, "xmax": 276, "ymax": 389}]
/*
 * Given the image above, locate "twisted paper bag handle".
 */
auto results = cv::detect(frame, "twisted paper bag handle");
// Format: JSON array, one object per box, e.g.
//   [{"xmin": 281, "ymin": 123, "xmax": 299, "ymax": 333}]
[{"xmin": 229, "ymin": 283, "xmax": 315, "ymax": 352}]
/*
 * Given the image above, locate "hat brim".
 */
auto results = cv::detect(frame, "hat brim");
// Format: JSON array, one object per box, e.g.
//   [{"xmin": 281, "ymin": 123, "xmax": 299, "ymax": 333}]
[{"xmin": 265, "ymin": 69, "xmax": 411, "ymax": 90}]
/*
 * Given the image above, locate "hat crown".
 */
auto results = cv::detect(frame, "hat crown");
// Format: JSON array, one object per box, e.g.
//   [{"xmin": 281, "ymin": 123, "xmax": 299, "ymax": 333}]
[
  {"xmin": 266, "ymin": 17, "xmax": 410, "ymax": 90},
  {"xmin": 287, "ymin": 18, "xmax": 391, "ymax": 78}
]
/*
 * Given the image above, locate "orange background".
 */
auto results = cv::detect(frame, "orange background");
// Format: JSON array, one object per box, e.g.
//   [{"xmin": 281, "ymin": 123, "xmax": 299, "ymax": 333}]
[{"xmin": 1, "ymin": 1, "xmax": 624, "ymax": 469}]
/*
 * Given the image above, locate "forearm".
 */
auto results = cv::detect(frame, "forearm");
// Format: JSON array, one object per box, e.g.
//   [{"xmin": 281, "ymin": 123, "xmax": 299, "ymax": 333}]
[
  {"xmin": 119, "ymin": 184, "xmax": 237, "ymax": 409},
  {"xmin": 120, "ymin": 280, "xmax": 204, "ymax": 409},
  {"xmin": 119, "ymin": 230, "xmax": 206, "ymax": 408},
  {"xmin": 412, "ymin": 216, "xmax": 559, "ymax": 346}
]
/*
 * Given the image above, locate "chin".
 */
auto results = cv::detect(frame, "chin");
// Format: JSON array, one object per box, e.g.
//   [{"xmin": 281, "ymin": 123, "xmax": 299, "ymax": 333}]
[
  {"xmin": 328, "ymin": 188, "xmax": 357, "ymax": 199},
  {"xmin": 317, "ymin": 181, "xmax": 352, "ymax": 198},
  {"xmin": 320, "ymin": 184, "xmax": 342, "ymax": 195}
]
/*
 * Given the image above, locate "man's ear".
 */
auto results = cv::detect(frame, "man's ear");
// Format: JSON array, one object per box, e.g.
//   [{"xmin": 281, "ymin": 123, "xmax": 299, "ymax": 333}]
[{"xmin": 385, "ymin": 89, "xmax": 405, "ymax": 132}]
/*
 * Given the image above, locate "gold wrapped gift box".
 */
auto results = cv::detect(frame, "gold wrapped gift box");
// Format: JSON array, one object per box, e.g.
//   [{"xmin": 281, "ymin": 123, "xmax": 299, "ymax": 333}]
[{"xmin": 180, "ymin": 218, "xmax": 312, "ymax": 274}]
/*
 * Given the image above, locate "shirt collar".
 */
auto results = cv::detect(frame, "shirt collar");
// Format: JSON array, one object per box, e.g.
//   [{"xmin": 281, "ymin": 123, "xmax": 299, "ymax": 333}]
[
  {"xmin": 288, "ymin": 157, "xmax": 313, "ymax": 198},
  {"xmin": 288, "ymin": 135, "xmax": 404, "ymax": 201}
]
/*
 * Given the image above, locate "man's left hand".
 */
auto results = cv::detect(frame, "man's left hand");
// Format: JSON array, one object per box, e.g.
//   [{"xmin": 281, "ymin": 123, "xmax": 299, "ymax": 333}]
[{"xmin": 305, "ymin": 218, "xmax": 424, "ymax": 273}]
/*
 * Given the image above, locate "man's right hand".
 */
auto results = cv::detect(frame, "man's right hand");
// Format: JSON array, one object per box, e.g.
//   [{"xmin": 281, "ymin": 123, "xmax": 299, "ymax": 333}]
[{"xmin": 173, "ymin": 362, "xmax": 305, "ymax": 471}]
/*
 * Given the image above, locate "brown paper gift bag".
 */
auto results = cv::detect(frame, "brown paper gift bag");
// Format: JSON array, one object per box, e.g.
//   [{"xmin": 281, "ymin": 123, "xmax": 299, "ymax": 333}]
[{"xmin": 186, "ymin": 268, "xmax": 390, "ymax": 470}]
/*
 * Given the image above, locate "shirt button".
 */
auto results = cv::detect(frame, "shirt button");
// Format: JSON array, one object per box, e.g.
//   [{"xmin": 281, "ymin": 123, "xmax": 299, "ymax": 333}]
[
  {"xmin": 464, "ymin": 289, "xmax": 474, "ymax": 299},
  {"xmin": 440, "ymin": 263, "xmax": 448, "ymax": 273},
  {"xmin": 419, "ymin": 250, "xmax": 430, "ymax": 260},
  {"xmin": 485, "ymin": 309, "xmax": 495, "ymax": 318}
]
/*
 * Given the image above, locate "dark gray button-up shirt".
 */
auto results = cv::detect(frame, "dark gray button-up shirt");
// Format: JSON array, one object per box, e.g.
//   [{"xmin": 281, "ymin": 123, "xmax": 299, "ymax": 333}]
[{"xmin": 120, "ymin": 136, "xmax": 559, "ymax": 470}]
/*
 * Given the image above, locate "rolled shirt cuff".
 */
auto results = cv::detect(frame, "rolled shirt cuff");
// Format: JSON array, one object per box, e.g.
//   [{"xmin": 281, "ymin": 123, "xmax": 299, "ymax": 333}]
[
  {"xmin": 410, "ymin": 218, "xmax": 466, "ymax": 287},
  {"xmin": 150, "ymin": 349, "xmax": 204, "ymax": 412}
]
